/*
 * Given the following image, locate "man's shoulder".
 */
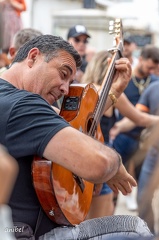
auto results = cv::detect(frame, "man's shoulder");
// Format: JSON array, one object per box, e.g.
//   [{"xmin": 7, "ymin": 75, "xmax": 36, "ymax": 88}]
[
  {"xmin": 150, "ymin": 74, "xmax": 159, "ymax": 82},
  {"xmin": 148, "ymin": 79, "xmax": 159, "ymax": 89},
  {"xmin": 0, "ymin": 79, "xmax": 49, "ymax": 113},
  {"xmin": 140, "ymin": 80, "xmax": 159, "ymax": 101}
]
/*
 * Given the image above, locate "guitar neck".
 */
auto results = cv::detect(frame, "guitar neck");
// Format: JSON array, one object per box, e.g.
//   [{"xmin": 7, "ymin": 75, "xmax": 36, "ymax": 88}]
[{"xmin": 94, "ymin": 42, "xmax": 123, "ymax": 124}]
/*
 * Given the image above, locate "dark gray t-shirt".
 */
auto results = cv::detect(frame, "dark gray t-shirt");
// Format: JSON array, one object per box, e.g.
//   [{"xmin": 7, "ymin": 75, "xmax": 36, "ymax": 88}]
[
  {"xmin": 137, "ymin": 81, "xmax": 159, "ymax": 115},
  {"xmin": 0, "ymin": 78, "xmax": 70, "ymax": 237}
]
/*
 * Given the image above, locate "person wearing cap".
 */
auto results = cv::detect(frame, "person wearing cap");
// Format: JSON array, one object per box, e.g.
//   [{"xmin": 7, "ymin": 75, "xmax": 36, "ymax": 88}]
[
  {"xmin": 67, "ymin": 25, "xmax": 91, "ymax": 82},
  {"xmin": 123, "ymin": 36, "xmax": 138, "ymax": 69}
]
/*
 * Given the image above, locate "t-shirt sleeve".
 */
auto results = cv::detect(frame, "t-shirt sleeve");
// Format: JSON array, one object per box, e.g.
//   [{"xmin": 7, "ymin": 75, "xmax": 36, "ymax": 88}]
[
  {"xmin": 6, "ymin": 94, "xmax": 70, "ymax": 158},
  {"xmin": 136, "ymin": 87, "xmax": 150, "ymax": 112}
]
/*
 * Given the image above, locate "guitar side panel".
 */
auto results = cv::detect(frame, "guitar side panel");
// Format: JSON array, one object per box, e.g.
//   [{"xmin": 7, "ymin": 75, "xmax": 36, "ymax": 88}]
[{"xmin": 32, "ymin": 157, "xmax": 70, "ymax": 225}]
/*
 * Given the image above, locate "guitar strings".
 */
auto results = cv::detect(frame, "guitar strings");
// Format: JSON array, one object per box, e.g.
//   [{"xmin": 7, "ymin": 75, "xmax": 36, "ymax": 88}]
[{"xmin": 88, "ymin": 51, "xmax": 120, "ymax": 137}]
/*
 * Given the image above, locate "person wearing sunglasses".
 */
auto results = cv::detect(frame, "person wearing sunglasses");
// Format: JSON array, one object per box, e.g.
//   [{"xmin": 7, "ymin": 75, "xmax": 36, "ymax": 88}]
[{"xmin": 67, "ymin": 24, "xmax": 91, "ymax": 83}]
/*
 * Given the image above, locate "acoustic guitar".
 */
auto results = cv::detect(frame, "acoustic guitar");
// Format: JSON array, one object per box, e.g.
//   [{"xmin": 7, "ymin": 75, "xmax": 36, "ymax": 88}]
[{"xmin": 32, "ymin": 18, "xmax": 123, "ymax": 226}]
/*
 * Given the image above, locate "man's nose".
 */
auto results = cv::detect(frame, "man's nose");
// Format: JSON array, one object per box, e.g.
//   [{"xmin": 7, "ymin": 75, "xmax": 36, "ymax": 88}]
[{"xmin": 60, "ymin": 82, "xmax": 69, "ymax": 96}]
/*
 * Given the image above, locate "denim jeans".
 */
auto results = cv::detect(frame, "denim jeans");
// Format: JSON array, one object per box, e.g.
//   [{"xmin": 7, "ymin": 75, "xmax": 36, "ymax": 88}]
[
  {"xmin": 137, "ymin": 146, "xmax": 159, "ymax": 233},
  {"xmin": 113, "ymin": 133, "xmax": 139, "ymax": 165},
  {"xmin": 137, "ymin": 146, "xmax": 158, "ymax": 201}
]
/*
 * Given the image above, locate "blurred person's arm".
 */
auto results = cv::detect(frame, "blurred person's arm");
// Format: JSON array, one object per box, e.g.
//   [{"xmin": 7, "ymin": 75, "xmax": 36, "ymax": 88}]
[
  {"xmin": 109, "ymin": 118, "xmax": 137, "ymax": 141},
  {"xmin": 109, "ymin": 93, "xmax": 159, "ymax": 140},
  {"xmin": 0, "ymin": 145, "xmax": 18, "ymax": 204},
  {"xmin": 115, "ymin": 93, "xmax": 159, "ymax": 126},
  {"xmin": 117, "ymin": 93, "xmax": 159, "ymax": 126},
  {"xmin": 9, "ymin": 0, "xmax": 26, "ymax": 12},
  {"xmin": 0, "ymin": 145, "xmax": 18, "ymax": 240}
]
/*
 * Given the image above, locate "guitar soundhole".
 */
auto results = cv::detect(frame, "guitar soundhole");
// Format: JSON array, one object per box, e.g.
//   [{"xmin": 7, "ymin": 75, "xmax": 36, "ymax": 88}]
[{"xmin": 63, "ymin": 97, "xmax": 79, "ymax": 110}]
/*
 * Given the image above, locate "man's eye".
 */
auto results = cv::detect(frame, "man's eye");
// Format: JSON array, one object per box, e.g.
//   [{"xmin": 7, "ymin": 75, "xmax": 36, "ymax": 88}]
[{"xmin": 62, "ymin": 71, "xmax": 67, "ymax": 78}]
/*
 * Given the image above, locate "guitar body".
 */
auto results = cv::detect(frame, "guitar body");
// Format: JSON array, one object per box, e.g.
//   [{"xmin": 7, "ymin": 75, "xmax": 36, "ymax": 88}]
[{"xmin": 32, "ymin": 83, "xmax": 104, "ymax": 226}]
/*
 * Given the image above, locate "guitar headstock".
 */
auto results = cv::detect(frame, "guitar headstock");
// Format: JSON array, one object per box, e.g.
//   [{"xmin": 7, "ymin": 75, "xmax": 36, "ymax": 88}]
[{"xmin": 109, "ymin": 18, "xmax": 123, "ymax": 48}]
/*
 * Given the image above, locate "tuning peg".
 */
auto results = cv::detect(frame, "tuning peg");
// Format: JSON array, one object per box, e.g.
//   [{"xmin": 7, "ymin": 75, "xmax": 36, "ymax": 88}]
[
  {"xmin": 115, "ymin": 18, "xmax": 121, "ymax": 24},
  {"xmin": 109, "ymin": 20, "xmax": 114, "ymax": 26},
  {"xmin": 109, "ymin": 25, "xmax": 114, "ymax": 32}
]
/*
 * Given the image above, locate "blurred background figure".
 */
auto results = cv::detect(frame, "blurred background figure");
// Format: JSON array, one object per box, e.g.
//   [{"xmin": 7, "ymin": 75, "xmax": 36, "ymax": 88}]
[
  {"xmin": 135, "ymin": 82, "xmax": 159, "ymax": 234},
  {"xmin": 123, "ymin": 35, "xmax": 138, "ymax": 69},
  {"xmin": 109, "ymin": 79, "xmax": 159, "ymax": 233},
  {"xmin": 0, "ymin": 52, "xmax": 11, "ymax": 74},
  {"xmin": 0, "ymin": 0, "xmax": 27, "ymax": 54},
  {"xmin": 67, "ymin": 24, "xmax": 91, "ymax": 83},
  {"xmin": 8, "ymin": 27, "xmax": 42, "ymax": 61},
  {"xmin": 132, "ymin": 120, "xmax": 159, "ymax": 235},
  {"xmin": 0, "ymin": 145, "xmax": 18, "ymax": 240},
  {"xmin": 81, "ymin": 50, "xmax": 159, "ymax": 220},
  {"xmin": 112, "ymin": 45, "xmax": 159, "ymax": 211},
  {"xmin": 0, "ymin": 27, "xmax": 42, "ymax": 75},
  {"xmin": 85, "ymin": 45, "xmax": 96, "ymax": 63}
]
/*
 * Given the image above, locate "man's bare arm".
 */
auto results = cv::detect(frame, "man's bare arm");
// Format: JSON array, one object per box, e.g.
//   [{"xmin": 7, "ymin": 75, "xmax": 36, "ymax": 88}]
[
  {"xmin": 43, "ymin": 126, "xmax": 137, "ymax": 195},
  {"xmin": 0, "ymin": 145, "xmax": 18, "ymax": 204}
]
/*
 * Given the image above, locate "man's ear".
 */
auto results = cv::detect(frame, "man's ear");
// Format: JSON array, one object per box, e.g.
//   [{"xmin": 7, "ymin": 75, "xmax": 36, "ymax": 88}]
[{"xmin": 27, "ymin": 48, "xmax": 39, "ymax": 68}]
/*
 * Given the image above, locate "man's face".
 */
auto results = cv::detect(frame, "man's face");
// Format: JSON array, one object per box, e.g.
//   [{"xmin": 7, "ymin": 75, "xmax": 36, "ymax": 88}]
[
  {"xmin": 68, "ymin": 34, "xmax": 88, "ymax": 57},
  {"xmin": 138, "ymin": 57, "xmax": 158, "ymax": 77},
  {"xmin": 26, "ymin": 50, "xmax": 76, "ymax": 105}
]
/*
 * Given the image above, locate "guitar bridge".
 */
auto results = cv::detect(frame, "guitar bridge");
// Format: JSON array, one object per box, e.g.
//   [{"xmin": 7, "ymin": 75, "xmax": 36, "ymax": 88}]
[{"xmin": 73, "ymin": 174, "xmax": 85, "ymax": 192}]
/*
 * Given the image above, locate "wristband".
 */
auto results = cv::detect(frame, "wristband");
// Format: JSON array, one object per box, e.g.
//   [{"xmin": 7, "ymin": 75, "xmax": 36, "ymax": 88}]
[{"xmin": 109, "ymin": 91, "xmax": 118, "ymax": 105}]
